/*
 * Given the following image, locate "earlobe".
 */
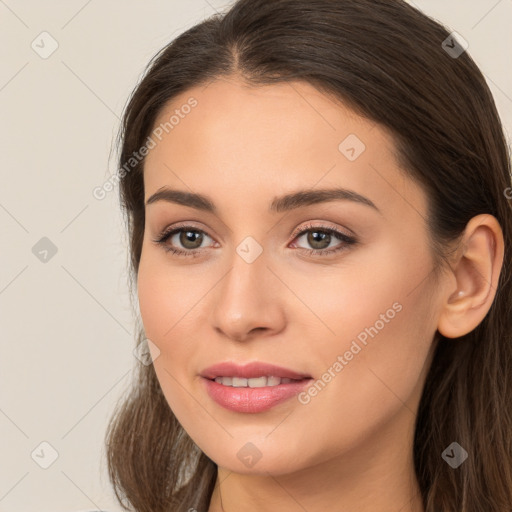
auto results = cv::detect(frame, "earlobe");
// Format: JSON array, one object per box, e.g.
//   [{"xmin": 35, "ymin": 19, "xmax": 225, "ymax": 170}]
[{"xmin": 437, "ymin": 214, "xmax": 504, "ymax": 339}]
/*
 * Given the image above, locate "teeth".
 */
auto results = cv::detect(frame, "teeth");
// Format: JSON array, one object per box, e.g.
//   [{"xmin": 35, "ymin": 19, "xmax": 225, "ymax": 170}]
[
  {"xmin": 267, "ymin": 376, "xmax": 281, "ymax": 386},
  {"xmin": 213, "ymin": 376, "xmax": 295, "ymax": 387},
  {"xmin": 247, "ymin": 376, "xmax": 267, "ymax": 388},
  {"xmin": 232, "ymin": 377, "xmax": 248, "ymax": 387}
]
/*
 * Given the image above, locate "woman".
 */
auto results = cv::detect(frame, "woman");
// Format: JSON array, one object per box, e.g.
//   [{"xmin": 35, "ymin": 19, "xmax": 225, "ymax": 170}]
[{"xmin": 105, "ymin": 1, "xmax": 512, "ymax": 511}]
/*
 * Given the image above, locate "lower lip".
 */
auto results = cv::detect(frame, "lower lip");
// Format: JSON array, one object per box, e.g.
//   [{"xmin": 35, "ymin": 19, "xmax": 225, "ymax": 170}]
[{"xmin": 202, "ymin": 377, "xmax": 312, "ymax": 413}]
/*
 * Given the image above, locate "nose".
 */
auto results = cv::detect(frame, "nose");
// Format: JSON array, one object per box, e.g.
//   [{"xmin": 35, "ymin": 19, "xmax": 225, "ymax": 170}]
[{"xmin": 209, "ymin": 246, "xmax": 286, "ymax": 343}]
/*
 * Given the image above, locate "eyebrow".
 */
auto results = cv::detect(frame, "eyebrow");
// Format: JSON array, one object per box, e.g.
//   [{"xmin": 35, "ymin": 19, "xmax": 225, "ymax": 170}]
[{"xmin": 145, "ymin": 186, "xmax": 380, "ymax": 214}]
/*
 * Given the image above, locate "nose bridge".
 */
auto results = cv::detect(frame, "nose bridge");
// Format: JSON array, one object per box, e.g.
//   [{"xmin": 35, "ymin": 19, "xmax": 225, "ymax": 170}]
[
  {"xmin": 220, "ymin": 238, "xmax": 268, "ymax": 311},
  {"xmin": 210, "ymin": 235, "xmax": 284, "ymax": 340}
]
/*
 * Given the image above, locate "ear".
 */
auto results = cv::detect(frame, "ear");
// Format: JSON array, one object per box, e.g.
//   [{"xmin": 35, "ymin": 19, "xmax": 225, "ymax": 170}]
[{"xmin": 437, "ymin": 214, "xmax": 504, "ymax": 339}]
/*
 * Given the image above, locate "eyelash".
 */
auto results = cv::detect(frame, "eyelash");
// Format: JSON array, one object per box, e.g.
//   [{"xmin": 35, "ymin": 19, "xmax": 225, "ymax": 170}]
[{"xmin": 152, "ymin": 222, "xmax": 357, "ymax": 258}]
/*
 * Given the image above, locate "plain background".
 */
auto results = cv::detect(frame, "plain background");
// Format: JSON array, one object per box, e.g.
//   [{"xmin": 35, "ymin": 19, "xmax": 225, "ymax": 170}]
[{"xmin": 0, "ymin": 1, "xmax": 511, "ymax": 511}]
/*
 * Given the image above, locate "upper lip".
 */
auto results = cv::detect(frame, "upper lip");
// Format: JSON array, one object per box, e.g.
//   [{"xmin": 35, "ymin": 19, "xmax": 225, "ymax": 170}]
[{"xmin": 200, "ymin": 361, "xmax": 312, "ymax": 380}]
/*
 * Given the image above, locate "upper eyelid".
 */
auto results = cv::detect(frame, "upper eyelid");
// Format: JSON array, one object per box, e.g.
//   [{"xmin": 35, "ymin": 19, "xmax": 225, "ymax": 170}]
[{"xmin": 291, "ymin": 221, "xmax": 354, "ymax": 239}]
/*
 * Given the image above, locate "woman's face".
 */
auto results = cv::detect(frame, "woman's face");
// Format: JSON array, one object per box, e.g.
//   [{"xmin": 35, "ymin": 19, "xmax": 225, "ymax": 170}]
[{"xmin": 137, "ymin": 77, "xmax": 445, "ymax": 475}]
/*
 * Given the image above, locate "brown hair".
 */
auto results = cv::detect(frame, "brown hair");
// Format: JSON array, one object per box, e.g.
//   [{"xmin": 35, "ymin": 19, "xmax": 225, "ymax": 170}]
[{"xmin": 104, "ymin": 1, "xmax": 512, "ymax": 511}]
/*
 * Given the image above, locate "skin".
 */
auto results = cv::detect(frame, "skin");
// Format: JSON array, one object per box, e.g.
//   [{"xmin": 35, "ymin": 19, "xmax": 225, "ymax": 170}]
[{"xmin": 137, "ymin": 76, "xmax": 504, "ymax": 512}]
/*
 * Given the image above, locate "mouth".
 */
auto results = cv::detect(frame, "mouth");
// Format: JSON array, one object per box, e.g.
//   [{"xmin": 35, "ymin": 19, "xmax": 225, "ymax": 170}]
[
  {"xmin": 200, "ymin": 360, "xmax": 312, "ymax": 381},
  {"xmin": 209, "ymin": 376, "xmax": 301, "ymax": 387},
  {"xmin": 200, "ymin": 361, "xmax": 313, "ymax": 413}
]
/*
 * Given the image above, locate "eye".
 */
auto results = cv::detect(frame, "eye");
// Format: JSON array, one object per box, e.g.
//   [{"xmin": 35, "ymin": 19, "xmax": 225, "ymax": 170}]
[
  {"xmin": 153, "ymin": 222, "xmax": 357, "ymax": 258},
  {"xmin": 152, "ymin": 224, "xmax": 216, "ymax": 257},
  {"xmin": 290, "ymin": 223, "xmax": 357, "ymax": 256}
]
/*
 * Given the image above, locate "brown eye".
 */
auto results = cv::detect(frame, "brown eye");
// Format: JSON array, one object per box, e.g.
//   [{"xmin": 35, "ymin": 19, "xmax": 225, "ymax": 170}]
[
  {"xmin": 305, "ymin": 231, "xmax": 332, "ymax": 250},
  {"xmin": 178, "ymin": 230, "xmax": 204, "ymax": 249},
  {"xmin": 291, "ymin": 224, "xmax": 357, "ymax": 256},
  {"xmin": 154, "ymin": 226, "xmax": 215, "ymax": 256}
]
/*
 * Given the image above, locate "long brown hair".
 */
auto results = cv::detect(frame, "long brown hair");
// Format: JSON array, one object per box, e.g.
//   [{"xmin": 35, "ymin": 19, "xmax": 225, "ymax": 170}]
[{"xmin": 104, "ymin": 1, "xmax": 512, "ymax": 510}]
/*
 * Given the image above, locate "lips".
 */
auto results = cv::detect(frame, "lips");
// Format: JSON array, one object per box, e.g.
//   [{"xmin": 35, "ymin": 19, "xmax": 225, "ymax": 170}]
[
  {"xmin": 200, "ymin": 361, "xmax": 313, "ymax": 413},
  {"xmin": 200, "ymin": 361, "xmax": 312, "ymax": 381}
]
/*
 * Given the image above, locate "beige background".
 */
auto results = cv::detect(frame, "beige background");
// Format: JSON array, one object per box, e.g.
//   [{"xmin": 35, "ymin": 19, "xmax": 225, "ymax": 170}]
[{"xmin": 0, "ymin": 1, "xmax": 510, "ymax": 511}]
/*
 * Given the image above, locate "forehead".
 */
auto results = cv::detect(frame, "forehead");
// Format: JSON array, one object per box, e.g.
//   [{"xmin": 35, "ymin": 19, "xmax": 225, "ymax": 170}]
[
  {"xmin": 142, "ymin": 76, "xmax": 427, "ymax": 220},
  {"xmin": 148, "ymin": 77, "xmax": 375, "ymax": 161}
]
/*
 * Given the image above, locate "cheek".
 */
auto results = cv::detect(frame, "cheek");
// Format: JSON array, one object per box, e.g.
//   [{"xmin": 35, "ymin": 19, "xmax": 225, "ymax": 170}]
[
  {"xmin": 137, "ymin": 259, "xmax": 202, "ymax": 419},
  {"xmin": 136, "ymin": 255, "xmax": 191, "ymax": 381},
  {"xmin": 292, "ymin": 243, "xmax": 437, "ymax": 448},
  {"xmin": 281, "ymin": 234, "xmax": 435, "ymax": 358},
  {"xmin": 136, "ymin": 251, "xmax": 218, "ymax": 399},
  {"xmin": 137, "ymin": 249, "xmax": 207, "ymax": 343},
  {"xmin": 137, "ymin": 263, "xmax": 171, "ymax": 342}
]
